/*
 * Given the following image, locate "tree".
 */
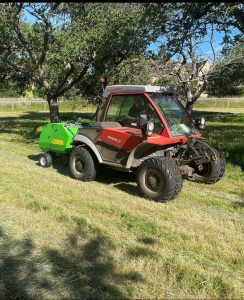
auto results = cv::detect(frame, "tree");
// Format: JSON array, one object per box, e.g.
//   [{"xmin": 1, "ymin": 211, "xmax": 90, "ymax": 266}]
[
  {"xmin": 145, "ymin": 3, "xmax": 244, "ymax": 112},
  {"xmin": 151, "ymin": 25, "xmax": 218, "ymax": 112},
  {"xmin": 1, "ymin": 3, "xmax": 154, "ymax": 122},
  {"xmin": 104, "ymin": 56, "xmax": 155, "ymax": 86},
  {"xmin": 0, "ymin": 4, "xmax": 18, "ymax": 83},
  {"xmin": 208, "ymin": 42, "xmax": 244, "ymax": 96}
]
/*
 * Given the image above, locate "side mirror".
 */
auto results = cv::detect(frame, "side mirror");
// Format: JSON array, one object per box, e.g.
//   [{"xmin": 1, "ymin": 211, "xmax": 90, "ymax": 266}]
[
  {"xmin": 139, "ymin": 114, "xmax": 154, "ymax": 137},
  {"xmin": 195, "ymin": 116, "xmax": 206, "ymax": 130},
  {"xmin": 139, "ymin": 114, "xmax": 148, "ymax": 127}
]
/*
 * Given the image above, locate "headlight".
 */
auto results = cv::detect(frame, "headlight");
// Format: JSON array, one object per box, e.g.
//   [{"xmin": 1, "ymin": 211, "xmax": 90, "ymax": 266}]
[{"xmin": 196, "ymin": 116, "xmax": 206, "ymax": 130}]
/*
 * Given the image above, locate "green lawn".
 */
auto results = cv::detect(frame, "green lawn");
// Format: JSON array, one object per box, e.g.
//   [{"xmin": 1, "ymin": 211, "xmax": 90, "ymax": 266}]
[{"xmin": 0, "ymin": 107, "xmax": 243, "ymax": 299}]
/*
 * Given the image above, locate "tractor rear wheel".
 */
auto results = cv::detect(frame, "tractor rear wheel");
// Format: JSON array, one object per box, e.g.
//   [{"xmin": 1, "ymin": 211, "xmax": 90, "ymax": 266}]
[
  {"xmin": 193, "ymin": 149, "xmax": 225, "ymax": 184},
  {"xmin": 69, "ymin": 147, "xmax": 96, "ymax": 181},
  {"xmin": 136, "ymin": 157, "xmax": 182, "ymax": 202},
  {"xmin": 39, "ymin": 152, "xmax": 52, "ymax": 168}
]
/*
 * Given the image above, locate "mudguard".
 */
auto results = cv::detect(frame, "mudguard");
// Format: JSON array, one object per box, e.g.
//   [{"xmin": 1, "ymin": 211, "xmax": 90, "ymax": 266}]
[{"xmin": 73, "ymin": 135, "xmax": 103, "ymax": 163}]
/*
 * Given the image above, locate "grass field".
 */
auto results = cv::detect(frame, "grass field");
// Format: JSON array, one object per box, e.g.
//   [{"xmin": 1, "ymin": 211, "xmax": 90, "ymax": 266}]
[{"xmin": 0, "ymin": 105, "xmax": 243, "ymax": 299}]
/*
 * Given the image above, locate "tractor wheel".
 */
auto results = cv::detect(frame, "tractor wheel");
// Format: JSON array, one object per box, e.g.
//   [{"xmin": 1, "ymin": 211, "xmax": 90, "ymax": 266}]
[
  {"xmin": 39, "ymin": 152, "xmax": 52, "ymax": 168},
  {"xmin": 136, "ymin": 157, "xmax": 183, "ymax": 202},
  {"xmin": 69, "ymin": 146, "xmax": 96, "ymax": 181},
  {"xmin": 194, "ymin": 149, "xmax": 225, "ymax": 184}
]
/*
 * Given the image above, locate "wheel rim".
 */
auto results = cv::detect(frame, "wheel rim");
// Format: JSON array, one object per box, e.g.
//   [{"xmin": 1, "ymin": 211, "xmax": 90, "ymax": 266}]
[
  {"xmin": 40, "ymin": 157, "xmax": 46, "ymax": 166},
  {"xmin": 74, "ymin": 156, "xmax": 85, "ymax": 175},
  {"xmin": 144, "ymin": 167, "xmax": 163, "ymax": 193},
  {"xmin": 196, "ymin": 162, "xmax": 211, "ymax": 176}
]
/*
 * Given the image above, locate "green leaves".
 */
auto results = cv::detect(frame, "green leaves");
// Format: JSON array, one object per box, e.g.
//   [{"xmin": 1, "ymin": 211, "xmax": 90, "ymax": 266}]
[
  {"xmin": 1, "ymin": 2, "xmax": 242, "ymax": 112},
  {"xmin": 208, "ymin": 41, "xmax": 244, "ymax": 97},
  {"xmin": 0, "ymin": 3, "xmax": 155, "ymax": 103}
]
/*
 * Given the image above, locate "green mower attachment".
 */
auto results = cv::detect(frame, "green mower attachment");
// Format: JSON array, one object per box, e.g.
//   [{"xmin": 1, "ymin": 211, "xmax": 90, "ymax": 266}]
[{"xmin": 39, "ymin": 122, "xmax": 93, "ymax": 153}]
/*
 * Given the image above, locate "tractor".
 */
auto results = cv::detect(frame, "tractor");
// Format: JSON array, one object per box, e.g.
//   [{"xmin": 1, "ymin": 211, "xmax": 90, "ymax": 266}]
[{"xmin": 38, "ymin": 85, "xmax": 226, "ymax": 202}]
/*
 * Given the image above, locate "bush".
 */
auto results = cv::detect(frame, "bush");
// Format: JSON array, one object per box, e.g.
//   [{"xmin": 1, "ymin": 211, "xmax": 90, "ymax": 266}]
[
  {"xmin": 66, "ymin": 95, "xmax": 89, "ymax": 110},
  {"xmin": 0, "ymin": 81, "xmax": 22, "ymax": 97}
]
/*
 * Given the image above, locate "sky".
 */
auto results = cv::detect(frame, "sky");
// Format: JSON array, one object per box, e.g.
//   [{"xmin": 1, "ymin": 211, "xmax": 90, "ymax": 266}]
[
  {"xmin": 147, "ymin": 29, "xmax": 240, "ymax": 62},
  {"xmin": 23, "ymin": 5, "xmax": 240, "ymax": 63}
]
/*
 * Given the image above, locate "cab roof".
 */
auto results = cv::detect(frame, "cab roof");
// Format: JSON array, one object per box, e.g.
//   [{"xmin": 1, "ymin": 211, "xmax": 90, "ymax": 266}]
[{"xmin": 102, "ymin": 85, "xmax": 175, "ymax": 98}]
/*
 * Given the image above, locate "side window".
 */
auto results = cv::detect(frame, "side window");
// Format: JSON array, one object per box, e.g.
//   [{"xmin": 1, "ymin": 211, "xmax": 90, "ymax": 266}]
[
  {"xmin": 106, "ymin": 94, "xmax": 164, "ymax": 133},
  {"xmin": 106, "ymin": 95, "xmax": 134, "ymax": 123}
]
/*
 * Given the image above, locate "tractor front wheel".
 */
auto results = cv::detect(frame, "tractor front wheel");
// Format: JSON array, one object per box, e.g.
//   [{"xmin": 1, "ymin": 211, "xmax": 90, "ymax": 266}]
[
  {"xmin": 194, "ymin": 157, "xmax": 225, "ymax": 184},
  {"xmin": 136, "ymin": 157, "xmax": 183, "ymax": 202},
  {"xmin": 69, "ymin": 147, "xmax": 96, "ymax": 181}
]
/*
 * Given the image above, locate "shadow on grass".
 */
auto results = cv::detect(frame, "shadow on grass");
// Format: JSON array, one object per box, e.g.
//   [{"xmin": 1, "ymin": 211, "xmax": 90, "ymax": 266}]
[
  {"xmin": 28, "ymin": 152, "xmax": 141, "ymax": 197},
  {"xmin": 203, "ymin": 124, "xmax": 244, "ymax": 170},
  {"xmin": 192, "ymin": 110, "xmax": 232, "ymax": 120},
  {"xmin": 0, "ymin": 111, "xmax": 94, "ymax": 144},
  {"xmin": 232, "ymin": 201, "xmax": 244, "ymax": 208},
  {"xmin": 0, "ymin": 229, "xmax": 35, "ymax": 299},
  {"xmin": 28, "ymin": 154, "xmax": 40, "ymax": 162},
  {"xmin": 28, "ymin": 153, "xmax": 70, "ymax": 176},
  {"xmin": 0, "ymin": 222, "xmax": 143, "ymax": 299},
  {"xmin": 138, "ymin": 236, "xmax": 157, "ymax": 245},
  {"xmin": 113, "ymin": 183, "xmax": 140, "ymax": 197},
  {"xmin": 96, "ymin": 168, "xmax": 141, "ymax": 197},
  {"xmin": 193, "ymin": 111, "xmax": 244, "ymax": 170},
  {"xmin": 127, "ymin": 246, "xmax": 159, "ymax": 259}
]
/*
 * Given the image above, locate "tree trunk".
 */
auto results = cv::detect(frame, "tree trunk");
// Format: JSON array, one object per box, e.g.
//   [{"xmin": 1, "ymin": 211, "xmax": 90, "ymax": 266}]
[
  {"xmin": 48, "ymin": 98, "xmax": 59, "ymax": 122},
  {"xmin": 184, "ymin": 86, "xmax": 195, "ymax": 114},
  {"xmin": 185, "ymin": 100, "xmax": 194, "ymax": 114},
  {"xmin": 185, "ymin": 95, "xmax": 199, "ymax": 115}
]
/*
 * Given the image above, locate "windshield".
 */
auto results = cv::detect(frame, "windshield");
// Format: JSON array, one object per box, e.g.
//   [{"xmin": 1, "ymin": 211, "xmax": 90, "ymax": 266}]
[{"xmin": 149, "ymin": 93, "xmax": 198, "ymax": 137}]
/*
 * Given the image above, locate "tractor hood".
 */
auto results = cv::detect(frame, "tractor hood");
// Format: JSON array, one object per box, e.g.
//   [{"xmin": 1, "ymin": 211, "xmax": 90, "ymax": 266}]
[{"xmin": 96, "ymin": 127, "xmax": 187, "ymax": 152}]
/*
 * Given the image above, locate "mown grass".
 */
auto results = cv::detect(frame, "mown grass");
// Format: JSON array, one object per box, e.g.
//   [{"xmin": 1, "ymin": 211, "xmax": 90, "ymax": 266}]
[{"xmin": 0, "ymin": 105, "xmax": 243, "ymax": 299}]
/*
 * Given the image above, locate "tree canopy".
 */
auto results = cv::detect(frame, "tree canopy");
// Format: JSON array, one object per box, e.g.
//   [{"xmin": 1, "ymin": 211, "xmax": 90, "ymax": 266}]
[
  {"xmin": 0, "ymin": 2, "xmax": 243, "ymax": 118},
  {"xmin": 1, "ymin": 3, "xmax": 154, "ymax": 121},
  {"xmin": 208, "ymin": 41, "xmax": 244, "ymax": 96},
  {"xmin": 144, "ymin": 3, "xmax": 243, "ymax": 112}
]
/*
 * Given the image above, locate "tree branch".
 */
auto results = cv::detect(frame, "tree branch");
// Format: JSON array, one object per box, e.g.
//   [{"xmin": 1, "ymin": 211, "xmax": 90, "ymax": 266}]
[
  {"xmin": 51, "ymin": 64, "xmax": 89, "ymax": 99},
  {"xmin": 209, "ymin": 23, "xmax": 216, "ymax": 67},
  {"xmin": 38, "ymin": 3, "xmax": 60, "ymax": 67},
  {"xmin": 51, "ymin": 63, "xmax": 75, "ymax": 98},
  {"xmin": 12, "ymin": 3, "xmax": 37, "ymax": 64}
]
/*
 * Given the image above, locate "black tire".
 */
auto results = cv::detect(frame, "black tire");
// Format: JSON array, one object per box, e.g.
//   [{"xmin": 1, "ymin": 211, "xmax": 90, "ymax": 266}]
[
  {"xmin": 69, "ymin": 146, "xmax": 96, "ymax": 181},
  {"xmin": 136, "ymin": 157, "xmax": 183, "ymax": 202},
  {"xmin": 194, "ymin": 149, "xmax": 225, "ymax": 184},
  {"xmin": 39, "ymin": 152, "xmax": 52, "ymax": 168}
]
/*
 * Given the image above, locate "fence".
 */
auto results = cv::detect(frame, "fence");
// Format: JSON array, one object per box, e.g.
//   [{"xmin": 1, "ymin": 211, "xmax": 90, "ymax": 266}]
[
  {"xmin": 0, "ymin": 98, "xmax": 46, "ymax": 106},
  {"xmin": 1, "ymin": 96, "xmax": 244, "ymax": 110},
  {"xmin": 194, "ymin": 97, "xmax": 244, "ymax": 108}
]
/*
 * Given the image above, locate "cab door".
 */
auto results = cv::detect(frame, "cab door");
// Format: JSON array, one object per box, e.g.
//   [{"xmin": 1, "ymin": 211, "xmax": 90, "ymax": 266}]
[{"xmin": 96, "ymin": 94, "xmax": 143, "ymax": 162}]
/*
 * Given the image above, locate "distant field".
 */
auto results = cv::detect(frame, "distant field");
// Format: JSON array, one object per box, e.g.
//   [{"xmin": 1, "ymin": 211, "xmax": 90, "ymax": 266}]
[
  {"xmin": 0, "ymin": 96, "xmax": 244, "ymax": 112},
  {"xmin": 195, "ymin": 97, "xmax": 244, "ymax": 109},
  {"xmin": 0, "ymin": 106, "xmax": 243, "ymax": 299},
  {"xmin": 0, "ymin": 99, "xmax": 91, "ymax": 113}
]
